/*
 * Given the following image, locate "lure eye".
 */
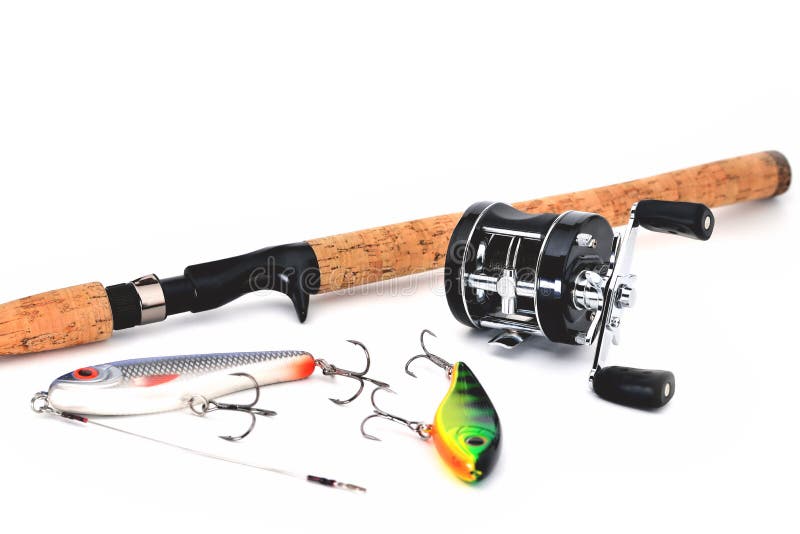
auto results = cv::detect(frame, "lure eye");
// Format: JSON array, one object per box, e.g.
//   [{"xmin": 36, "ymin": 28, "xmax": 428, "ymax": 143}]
[
  {"xmin": 72, "ymin": 367, "xmax": 100, "ymax": 380},
  {"xmin": 465, "ymin": 436, "xmax": 487, "ymax": 447}
]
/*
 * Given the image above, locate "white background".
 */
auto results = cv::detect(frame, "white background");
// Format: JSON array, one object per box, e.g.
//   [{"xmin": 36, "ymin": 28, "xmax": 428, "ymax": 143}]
[{"xmin": 0, "ymin": 2, "xmax": 797, "ymax": 532}]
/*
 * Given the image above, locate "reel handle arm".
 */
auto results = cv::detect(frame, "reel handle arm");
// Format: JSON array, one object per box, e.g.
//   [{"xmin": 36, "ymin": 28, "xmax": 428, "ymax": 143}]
[
  {"xmin": 635, "ymin": 200, "xmax": 714, "ymax": 241},
  {"xmin": 589, "ymin": 200, "xmax": 713, "ymax": 409}
]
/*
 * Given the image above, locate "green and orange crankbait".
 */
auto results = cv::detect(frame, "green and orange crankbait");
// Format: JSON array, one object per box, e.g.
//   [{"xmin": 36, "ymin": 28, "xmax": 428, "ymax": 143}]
[{"xmin": 361, "ymin": 330, "xmax": 501, "ymax": 483}]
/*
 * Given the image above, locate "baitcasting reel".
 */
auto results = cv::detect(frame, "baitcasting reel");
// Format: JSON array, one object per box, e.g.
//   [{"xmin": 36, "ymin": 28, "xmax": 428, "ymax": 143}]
[{"xmin": 445, "ymin": 199, "xmax": 714, "ymax": 409}]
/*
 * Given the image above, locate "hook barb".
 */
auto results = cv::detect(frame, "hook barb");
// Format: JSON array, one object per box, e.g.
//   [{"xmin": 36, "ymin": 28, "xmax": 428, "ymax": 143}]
[
  {"xmin": 189, "ymin": 372, "xmax": 276, "ymax": 442},
  {"xmin": 316, "ymin": 340, "xmax": 391, "ymax": 405},
  {"xmin": 360, "ymin": 414, "xmax": 384, "ymax": 441}
]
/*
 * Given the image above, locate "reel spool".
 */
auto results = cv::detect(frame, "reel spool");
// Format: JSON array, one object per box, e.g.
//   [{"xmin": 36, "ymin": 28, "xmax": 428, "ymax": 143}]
[{"xmin": 445, "ymin": 200, "xmax": 714, "ymax": 409}]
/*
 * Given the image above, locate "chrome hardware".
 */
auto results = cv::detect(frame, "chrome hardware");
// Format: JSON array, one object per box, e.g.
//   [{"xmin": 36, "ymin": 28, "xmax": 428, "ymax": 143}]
[
  {"xmin": 573, "ymin": 270, "xmax": 606, "ymax": 311},
  {"xmin": 496, "ymin": 269, "xmax": 518, "ymax": 314},
  {"xmin": 615, "ymin": 283, "xmax": 636, "ymax": 308},
  {"xmin": 404, "ymin": 330, "xmax": 455, "ymax": 378},
  {"xmin": 132, "ymin": 274, "xmax": 167, "ymax": 324},
  {"xmin": 314, "ymin": 340, "xmax": 390, "ymax": 405},
  {"xmin": 589, "ymin": 205, "xmax": 640, "ymax": 374},
  {"xmin": 483, "ymin": 226, "xmax": 543, "ymax": 240},
  {"xmin": 465, "ymin": 274, "xmax": 537, "ymax": 299},
  {"xmin": 360, "ymin": 387, "xmax": 432, "ymax": 441},
  {"xmin": 489, "ymin": 330, "xmax": 531, "ymax": 348},
  {"xmin": 188, "ymin": 372, "xmax": 277, "ymax": 442},
  {"xmin": 575, "ymin": 233, "xmax": 597, "ymax": 248},
  {"xmin": 479, "ymin": 317, "xmax": 541, "ymax": 334}
]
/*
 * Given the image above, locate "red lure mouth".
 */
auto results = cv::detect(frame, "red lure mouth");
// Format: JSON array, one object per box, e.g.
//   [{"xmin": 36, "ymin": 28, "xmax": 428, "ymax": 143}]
[{"xmin": 72, "ymin": 367, "xmax": 100, "ymax": 380}]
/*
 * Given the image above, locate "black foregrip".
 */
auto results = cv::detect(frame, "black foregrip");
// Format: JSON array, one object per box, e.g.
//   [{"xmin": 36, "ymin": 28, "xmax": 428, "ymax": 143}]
[
  {"xmin": 592, "ymin": 366, "xmax": 675, "ymax": 408},
  {"xmin": 180, "ymin": 242, "xmax": 320, "ymax": 322},
  {"xmin": 635, "ymin": 200, "xmax": 714, "ymax": 240},
  {"xmin": 106, "ymin": 242, "xmax": 321, "ymax": 330}
]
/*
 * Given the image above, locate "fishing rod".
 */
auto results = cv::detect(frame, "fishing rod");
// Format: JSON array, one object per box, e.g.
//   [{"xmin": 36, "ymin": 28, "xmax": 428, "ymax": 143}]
[{"xmin": 0, "ymin": 151, "xmax": 790, "ymax": 358}]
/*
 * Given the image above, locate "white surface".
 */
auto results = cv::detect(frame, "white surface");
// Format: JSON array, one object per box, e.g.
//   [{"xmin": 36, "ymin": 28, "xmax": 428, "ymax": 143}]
[{"xmin": 0, "ymin": 2, "xmax": 797, "ymax": 532}]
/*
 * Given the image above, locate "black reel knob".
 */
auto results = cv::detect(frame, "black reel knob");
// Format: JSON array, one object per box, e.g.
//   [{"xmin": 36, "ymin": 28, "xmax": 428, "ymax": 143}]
[
  {"xmin": 635, "ymin": 200, "xmax": 714, "ymax": 240},
  {"xmin": 592, "ymin": 366, "xmax": 675, "ymax": 409}
]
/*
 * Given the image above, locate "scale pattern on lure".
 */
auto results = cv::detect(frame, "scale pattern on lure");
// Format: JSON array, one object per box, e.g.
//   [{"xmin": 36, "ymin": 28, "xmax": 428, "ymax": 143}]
[
  {"xmin": 431, "ymin": 361, "xmax": 500, "ymax": 483},
  {"xmin": 103, "ymin": 351, "xmax": 309, "ymax": 381},
  {"xmin": 47, "ymin": 350, "xmax": 316, "ymax": 416}
]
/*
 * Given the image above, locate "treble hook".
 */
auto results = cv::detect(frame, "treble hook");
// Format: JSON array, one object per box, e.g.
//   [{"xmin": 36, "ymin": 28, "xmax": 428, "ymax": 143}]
[
  {"xmin": 189, "ymin": 372, "xmax": 277, "ymax": 442},
  {"xmin": 404, "ymin": 329, "xmax": 454, "ymax": 378},
  {"xmin": 315, "ymin": 340, "xmax": 391, "ymax": 405},
  {"xmin": 360, "ymin": 387, "xmax": 432, "ymax": 441}
]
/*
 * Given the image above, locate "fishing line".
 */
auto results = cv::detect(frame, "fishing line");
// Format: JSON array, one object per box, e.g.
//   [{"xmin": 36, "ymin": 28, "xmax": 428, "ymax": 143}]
[{"xmin": 31, "ymin": 392, "xmax": 366, "ymax": 493}]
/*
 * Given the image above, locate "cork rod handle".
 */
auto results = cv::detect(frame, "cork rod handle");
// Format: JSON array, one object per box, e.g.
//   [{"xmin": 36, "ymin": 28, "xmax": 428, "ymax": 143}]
[
  {"xmin": 0, "ymin": 282, "xmax": 113, "ymax": 355},
  {"xmin": 308, "ymin": 151, "xmax": 790, "ymax": 292}
]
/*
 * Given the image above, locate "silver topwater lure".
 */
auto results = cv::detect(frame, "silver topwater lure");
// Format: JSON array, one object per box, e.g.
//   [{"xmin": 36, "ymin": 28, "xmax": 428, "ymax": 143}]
[{"xmin": 31, "ymin": 341, "xmax": 387, "ymax": 492}]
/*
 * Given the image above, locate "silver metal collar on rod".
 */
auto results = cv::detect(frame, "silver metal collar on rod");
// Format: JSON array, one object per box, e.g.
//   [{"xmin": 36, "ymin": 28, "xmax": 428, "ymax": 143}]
[{"xmin": 132, "ymin": 274, "xmax": 167, "ymax": 324}]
